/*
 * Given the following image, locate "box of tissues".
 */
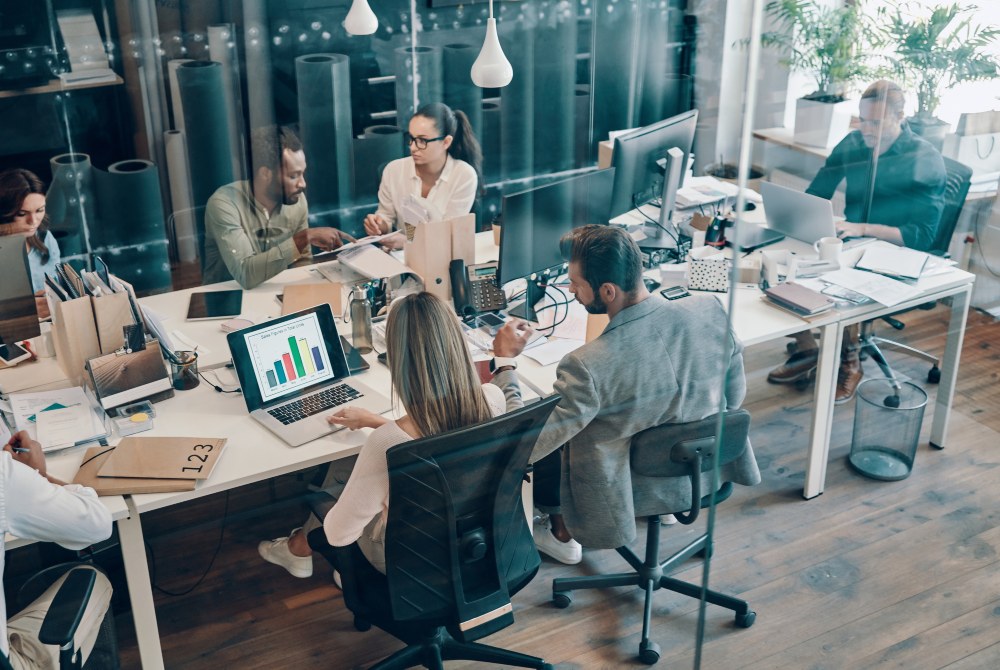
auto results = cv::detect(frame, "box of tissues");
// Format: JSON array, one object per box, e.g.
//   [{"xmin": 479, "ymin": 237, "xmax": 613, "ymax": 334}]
[{"xmin": 687, "ymin": 247, "xmax": 731, "ymax": 292}]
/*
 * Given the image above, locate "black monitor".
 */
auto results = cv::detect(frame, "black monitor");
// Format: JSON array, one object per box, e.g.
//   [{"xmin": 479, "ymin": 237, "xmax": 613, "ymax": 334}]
[
  {"xmin": 498, "ymin": 168, "xmax": 615, "ymax": 320},
  {"xmin": 608, "ymin": 109, "xmax": 698, "ymax": 219}
]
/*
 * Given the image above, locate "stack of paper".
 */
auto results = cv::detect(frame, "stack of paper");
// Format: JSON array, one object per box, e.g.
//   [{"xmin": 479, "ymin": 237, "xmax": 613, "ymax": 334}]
[
  {"xmin": 855, "ymin": 246, "xmax": 929, "ymax": 281},
  {"xmin": 9, "ymin": 387, "xmax": 108, "ymax": 451}
]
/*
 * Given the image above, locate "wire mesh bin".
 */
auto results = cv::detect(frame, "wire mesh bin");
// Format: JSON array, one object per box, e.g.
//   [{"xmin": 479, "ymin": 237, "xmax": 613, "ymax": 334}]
[{"xmin": 848, "ymin": 379, "xmax": 928, "ymax": 481}]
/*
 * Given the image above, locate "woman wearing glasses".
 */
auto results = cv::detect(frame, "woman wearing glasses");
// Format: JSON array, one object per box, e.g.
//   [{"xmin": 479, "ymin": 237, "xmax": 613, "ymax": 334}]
[{"xmin": 363, "ymin": 102, "xmax": 482, "ymax": 250}]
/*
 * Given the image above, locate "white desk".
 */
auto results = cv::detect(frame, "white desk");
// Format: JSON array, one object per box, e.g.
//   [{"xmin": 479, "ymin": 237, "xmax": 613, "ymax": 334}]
[{"xmin": 1, "ymin": 232, "xmax": 973, "ymax": 667}]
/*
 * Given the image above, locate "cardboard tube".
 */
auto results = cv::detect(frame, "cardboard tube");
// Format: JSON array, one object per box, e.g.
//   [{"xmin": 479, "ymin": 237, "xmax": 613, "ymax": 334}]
[
  {"xmin": 296, "ymin": 53, "xmax": 355, "ymax": 226},
  {"xmin": 208, "ymin": 24, "xmax": 245, "ymax": 180},
  {"xmin": 47, "ymin": 153, "xmax": 95, "ymax": 258},
  {"xmin": 394, "ymin": 45, "xmax": 443, "ymax": 123},
  {"xmin": 165, "ymin": 130, "xmax": 198, "ymax": 263},
  {"xmin": 353, "ymin": 125, "xmax": 404, "ymax": 209},
  {"xmin": 443, "ymin": 43, "xmax": 482, "ymax": 137},
  {"xmin": 167, "ymin": 59, "xmax": 193, "ymax": 132},
  {"xmin": 177, "ymin": 60, "xmax": 236, "ymax": 260}
]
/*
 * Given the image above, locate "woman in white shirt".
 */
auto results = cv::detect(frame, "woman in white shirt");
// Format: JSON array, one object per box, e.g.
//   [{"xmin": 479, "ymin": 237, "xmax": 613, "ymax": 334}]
[
  {"xmin": 257, "ymin": 292, "xmax": 527, "ymax": 577},
  {"xmin": 0, "ymin": 169, "xmax": 61, "ymax": 319},
  {"xmin": 363, "ymin": 102, "xmax": 482, "ymax": 250}
]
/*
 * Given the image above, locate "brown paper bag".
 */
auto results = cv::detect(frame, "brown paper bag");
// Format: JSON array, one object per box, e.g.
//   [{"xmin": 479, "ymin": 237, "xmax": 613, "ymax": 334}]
[
  {"xmin": 92, "ymin": 292, "xmax": 132, "ymax": 354},
  {"xmin": 281, "ymin": 282, "xmax": 344, "ymax": 315},
  {"xmin": 403, "ymin": 213, "xmax": 475, "ymax": 303},
  {"xmin": 52, "ymin": 296, "xmax": 101, "ymax": 385}
]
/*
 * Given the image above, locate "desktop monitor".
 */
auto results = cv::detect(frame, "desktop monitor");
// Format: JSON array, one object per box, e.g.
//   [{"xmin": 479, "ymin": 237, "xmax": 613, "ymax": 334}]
[
  {"xmin": 608, "ymin": 109, "xmax": 698, "ymax": 219},
  {"xmin": 498, "ymin": 168, "xmax": 615, "ymax": 320}
]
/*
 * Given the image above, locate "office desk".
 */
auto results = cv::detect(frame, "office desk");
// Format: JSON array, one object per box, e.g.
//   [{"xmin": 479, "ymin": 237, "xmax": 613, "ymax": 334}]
[{"xmin": 513, "ymin": 236, "xmax": 975, "ymax": 501}]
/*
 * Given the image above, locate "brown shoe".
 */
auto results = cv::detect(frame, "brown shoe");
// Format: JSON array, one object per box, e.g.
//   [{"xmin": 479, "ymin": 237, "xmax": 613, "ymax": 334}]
[
  {"xmin": 835, "ymin": 358, "xmax": 864, "ymax": 404},
  {"xmin": 767, "ymin": 349, "xmax": 819, "ymax": 384}
]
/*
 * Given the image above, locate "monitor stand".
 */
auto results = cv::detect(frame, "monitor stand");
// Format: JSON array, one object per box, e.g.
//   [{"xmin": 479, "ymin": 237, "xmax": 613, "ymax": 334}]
[
  {"xmin": 637, "ymin": 147, "xmax": 685, "ymax": 251},
  {"xmin": 508, "ymin": 274, "xmax": 550, "ymax": 323}
]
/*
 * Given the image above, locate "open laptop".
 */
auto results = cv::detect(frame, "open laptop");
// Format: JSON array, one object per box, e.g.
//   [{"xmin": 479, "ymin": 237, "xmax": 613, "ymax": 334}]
[
  {"xmin": 227, "ymin": 303, "xmax": 391, "ymax": 446},
  {"xmin": 728, "ymin": 182, "xmax": 840, "ymax": 251}
]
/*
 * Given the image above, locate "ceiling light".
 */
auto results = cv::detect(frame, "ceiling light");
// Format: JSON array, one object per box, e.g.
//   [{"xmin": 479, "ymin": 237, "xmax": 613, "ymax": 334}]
[{"xmin": 471, "ymin": 0, "xmax": 513, "ymax": 88}]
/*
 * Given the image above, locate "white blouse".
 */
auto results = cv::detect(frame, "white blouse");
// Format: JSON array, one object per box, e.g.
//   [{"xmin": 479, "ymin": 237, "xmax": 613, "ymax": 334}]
[{"xmin": 374, "ymin": 155, "xmax": 478, "ymax": 229}]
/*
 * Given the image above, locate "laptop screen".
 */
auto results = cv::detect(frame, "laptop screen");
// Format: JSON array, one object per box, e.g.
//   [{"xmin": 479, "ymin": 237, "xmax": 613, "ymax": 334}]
[{"xmin": 227, "ymin": 303, "xmax": 351, "ymax": 411}]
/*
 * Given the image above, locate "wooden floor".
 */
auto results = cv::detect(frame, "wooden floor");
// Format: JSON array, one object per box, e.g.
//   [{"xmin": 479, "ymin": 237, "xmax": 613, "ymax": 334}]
[{"xmin": 107, "ymin": 306, "xmax": 1000, "ymax": 669}]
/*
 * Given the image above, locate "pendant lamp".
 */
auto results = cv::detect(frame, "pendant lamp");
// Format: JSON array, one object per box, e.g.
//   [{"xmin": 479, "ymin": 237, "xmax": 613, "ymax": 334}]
[
  {"xmin": 344, "ymin": 0, "xmax": 378, "ymax": 36},
  {"xmin": 471, "ymin": 0, "xmax": 513, "ymax": 88}
]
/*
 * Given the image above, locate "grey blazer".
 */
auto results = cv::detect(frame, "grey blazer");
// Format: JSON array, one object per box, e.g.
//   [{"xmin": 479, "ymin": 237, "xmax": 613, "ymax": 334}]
[{"xmin": 495, "ymin": 293, "xmax": 760, "ymax": 549}]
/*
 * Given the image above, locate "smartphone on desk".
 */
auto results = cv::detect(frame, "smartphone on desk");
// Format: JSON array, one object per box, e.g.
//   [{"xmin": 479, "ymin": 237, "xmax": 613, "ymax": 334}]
[{"xmin": 449, "ymin": 259, "xmax": 508, "ymax": 319}]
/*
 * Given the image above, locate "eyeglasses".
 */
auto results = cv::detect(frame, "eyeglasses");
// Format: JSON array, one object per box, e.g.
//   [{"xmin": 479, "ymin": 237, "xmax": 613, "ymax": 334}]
[{"xmin": 404, "ymin": 133, "xmax": 446, "ymax": 150}]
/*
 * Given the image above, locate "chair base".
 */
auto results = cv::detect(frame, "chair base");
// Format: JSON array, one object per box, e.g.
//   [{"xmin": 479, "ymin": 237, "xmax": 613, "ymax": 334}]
[
  {"xmin": 363, "ymin": 625, "xmax": 552, "ymax": 670},
  {"xmin": 552, "ymin": 517, "xmax": 755, "ymax": 665}
]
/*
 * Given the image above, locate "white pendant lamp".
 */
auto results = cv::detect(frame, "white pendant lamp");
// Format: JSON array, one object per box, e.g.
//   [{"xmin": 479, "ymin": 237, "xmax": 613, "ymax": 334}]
[
  {"xmin": 343, "ymin": 0, "xmax": 378, "ymax": 36},
  {"xmin": 471, "ymin": 0, "xmax": 513, "ymax": 88}
]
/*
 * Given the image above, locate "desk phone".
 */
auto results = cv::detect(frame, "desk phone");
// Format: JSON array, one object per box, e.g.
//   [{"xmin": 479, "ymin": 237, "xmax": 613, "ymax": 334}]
[{"xmin": 449, "ymin": 260, "xmax": 507, "ymax": 318}]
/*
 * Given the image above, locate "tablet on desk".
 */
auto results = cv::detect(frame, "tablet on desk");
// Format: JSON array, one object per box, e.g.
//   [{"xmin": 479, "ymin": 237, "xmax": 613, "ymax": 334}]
[{"xmin": 186, "ymin": 290, "xmax": 243, "ymax": 321}]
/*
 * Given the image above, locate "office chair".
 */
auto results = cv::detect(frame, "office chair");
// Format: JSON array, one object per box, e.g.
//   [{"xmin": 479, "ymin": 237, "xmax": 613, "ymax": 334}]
[
  {"xmin": 1, "ymin": 564, "xmax": 116, "ymax": 670},
  {"xmin": 859, "ymin": 157, "xmax": 973, "ymax": 396},
  {"xmin": 551, "ymin": 410, "xmax": 757, "ymax": 665},
  {"xmin": 308, "ymin": 396, "xmax": 561, "ymax": 670}
]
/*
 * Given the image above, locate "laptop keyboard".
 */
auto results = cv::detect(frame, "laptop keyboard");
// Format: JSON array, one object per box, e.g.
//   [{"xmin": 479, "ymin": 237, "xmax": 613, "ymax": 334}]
[{"xmin": 267, "ymin": 383, "xmax": 364, "ymax": 425}]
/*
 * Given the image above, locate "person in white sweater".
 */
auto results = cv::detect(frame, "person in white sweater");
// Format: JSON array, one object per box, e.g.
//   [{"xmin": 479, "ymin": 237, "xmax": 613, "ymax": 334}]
[{"xmin": 257, "ymin": 292, "xmax": 529, "ymax": 576}]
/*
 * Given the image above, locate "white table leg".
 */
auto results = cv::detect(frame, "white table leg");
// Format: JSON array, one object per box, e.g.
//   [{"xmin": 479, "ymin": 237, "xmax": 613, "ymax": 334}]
[
  {"xmin": 803, "ymin": 322, "xmax": 843, "ymax": 499},
  {"xmin": 930, "ymin": 286, "xmax": 971, "ymax": 449},
  {"xmin": 117, "ymin": 501, "xmax": 165, "ymax": 670}
]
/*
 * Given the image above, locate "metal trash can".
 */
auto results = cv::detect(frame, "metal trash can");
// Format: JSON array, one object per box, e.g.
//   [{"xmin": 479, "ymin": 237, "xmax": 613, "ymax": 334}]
[{"xmin": 847, "ymin": 378, "xmax": 928, "ymax": 481}]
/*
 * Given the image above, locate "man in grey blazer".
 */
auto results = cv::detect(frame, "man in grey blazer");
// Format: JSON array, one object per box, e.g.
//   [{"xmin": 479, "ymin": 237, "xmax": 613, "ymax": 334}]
[{"xmin": 491, "ymin": 225, "xmax": 760, "ymax": 562}]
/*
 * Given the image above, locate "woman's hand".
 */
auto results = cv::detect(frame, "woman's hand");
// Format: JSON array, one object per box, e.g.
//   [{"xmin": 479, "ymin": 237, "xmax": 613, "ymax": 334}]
[
  {"xmin": 380, "ymin": 231, "xmax": 405, "ymax": 251},
  {"xmin": 34, "ymin": 291, "xmax": 50, "ymax": 320},
  {"xmin": 0, "ymin": 221, "xmax": 35, "ymax": 236},
  {"xmin": 327, "ymin": 406, "xmax": 388, "ymax": 431},
  {"xmin": 364, "ymin": 214, "xmax": 390, "ymax": 237}
]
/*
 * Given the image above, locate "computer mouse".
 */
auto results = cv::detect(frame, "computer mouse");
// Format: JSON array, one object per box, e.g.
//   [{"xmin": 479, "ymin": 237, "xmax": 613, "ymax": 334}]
[{"xmin": 643, "ymin": 277, "xmax": 661, "ymax": 292}]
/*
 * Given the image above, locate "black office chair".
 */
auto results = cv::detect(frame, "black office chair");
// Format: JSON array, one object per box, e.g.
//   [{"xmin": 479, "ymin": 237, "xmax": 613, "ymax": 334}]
[
  {"xmin": 860, "ymin": 156, "xmax": 974, "ymax": 394},
  {"xmin": 551, "ymin": 410, "xmax": 757, "ymax": 665},
  {"xmin": 309, "ymin": 396, "xmax": 560, "ymax": 670},
  {"xmin": 1, "ymin": 564, "xmax": 117, "ymax": 670}
]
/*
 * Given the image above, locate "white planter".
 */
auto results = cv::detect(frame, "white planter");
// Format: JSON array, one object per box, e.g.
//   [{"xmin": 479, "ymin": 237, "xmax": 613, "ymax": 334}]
[{"xmin": 794, "ymin": 97, "xmax": 855, "ymax": 149}]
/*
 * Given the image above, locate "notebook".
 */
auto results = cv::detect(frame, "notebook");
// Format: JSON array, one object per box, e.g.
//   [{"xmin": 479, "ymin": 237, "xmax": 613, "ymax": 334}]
[
  {"xmin": 226, "ymin": 303, "xmax": 391, "ymax": 446},
  {"xmin": 763, "ymin": 282, "xmax": 836, "ymax": 316},
  {"xmin": 855, "ymin": 246, "xmax": 929, "ymax": 281}
]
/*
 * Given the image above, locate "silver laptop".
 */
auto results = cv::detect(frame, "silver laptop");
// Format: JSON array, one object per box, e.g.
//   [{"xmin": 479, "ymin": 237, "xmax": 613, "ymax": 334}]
[
  {"xmin": 227, "ymin": 303, "xmax": 391, "ymax": 446},
  {"xmin": 760, "ymin": 181, "xmax": 837, "ymax": 244}
]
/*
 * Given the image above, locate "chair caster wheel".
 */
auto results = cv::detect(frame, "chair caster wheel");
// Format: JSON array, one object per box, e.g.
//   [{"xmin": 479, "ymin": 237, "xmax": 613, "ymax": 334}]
[
  {"xmin": 927, "ymin": 366, "xmax": 941, "ymax": 384},
  {"xmin": 639, "ymin": 640, "xmax": 661, "ymax": 664},
  {"xmin": 354, "ymin": 616, "xmax": 371, "ymax": 632},
  {"xmin": 552, "ymin": 592, "xmax": 572, "ymax": 609},
  {"xmin": 736, "ymin": 610, "xmax": 756, "ymax": 628}
]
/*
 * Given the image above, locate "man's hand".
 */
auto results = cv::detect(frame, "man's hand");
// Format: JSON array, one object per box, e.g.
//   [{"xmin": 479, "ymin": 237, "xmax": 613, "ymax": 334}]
[
  {"xmin": 836, "ymin": 221, "xmax": 866, "ymax": 239},
  {"xmin": 493, "ymin": 320, "xmax": 534, "ymax": 358},
  {"xmin": 4, "ymin": 430, "xmax": 47, "ymax": 477},
  {"xmin": 364, "ymin": 214, "xmax": 390, "ymax": 237},
  {"xmin": 294, "ymin": 227, "xmax": 356, "ymax": 253}
]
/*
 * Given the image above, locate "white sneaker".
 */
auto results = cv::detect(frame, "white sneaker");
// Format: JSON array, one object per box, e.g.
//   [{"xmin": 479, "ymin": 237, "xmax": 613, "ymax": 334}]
[
  {"xmin": 258, "ymin": 528, "xmax": 313, "ymax": 578},
  {"xmin": 661, "ymin": 514, "xmax": 678, "ymax": 525},
  {"xmin": 533, "ymin": 517, "xmax": 582, "ymax": 565}
]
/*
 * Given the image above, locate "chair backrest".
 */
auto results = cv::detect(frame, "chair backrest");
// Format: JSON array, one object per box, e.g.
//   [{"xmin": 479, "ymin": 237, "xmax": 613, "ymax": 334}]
[
  {"xmin": 383, "ymin": 395, "xmax": 560, "ymax": 642},
  {"xmin": 630, "ymin": 409, "xmax": 751, "ymax": 524},
  {"xmin": 930, "ymin": 157, "xmax": 973, "ymax": 256}
]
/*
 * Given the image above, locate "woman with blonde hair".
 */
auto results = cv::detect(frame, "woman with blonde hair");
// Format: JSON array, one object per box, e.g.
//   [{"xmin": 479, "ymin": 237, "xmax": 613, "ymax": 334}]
[{"xmin": 258, "ymin": 292, "xmax": 529, "ymax": 576}]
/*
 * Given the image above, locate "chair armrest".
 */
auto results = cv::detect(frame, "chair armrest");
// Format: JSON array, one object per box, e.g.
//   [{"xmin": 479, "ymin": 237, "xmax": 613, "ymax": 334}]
[{"xmin": 37, "ymin": 568, "xmax": 97, "ymax": 648}]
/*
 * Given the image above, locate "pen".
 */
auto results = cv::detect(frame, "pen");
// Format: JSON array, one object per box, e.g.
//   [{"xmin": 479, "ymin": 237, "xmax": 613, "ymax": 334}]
[{"xmin": 11, "ymin": 447, "xmax": 31, "ymax": 454}]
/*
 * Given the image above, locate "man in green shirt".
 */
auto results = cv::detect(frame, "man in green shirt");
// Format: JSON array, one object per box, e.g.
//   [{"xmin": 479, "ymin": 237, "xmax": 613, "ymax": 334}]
[{"xmin": 203, "ymin": 125, "xmax": 351, "ymax": 289}]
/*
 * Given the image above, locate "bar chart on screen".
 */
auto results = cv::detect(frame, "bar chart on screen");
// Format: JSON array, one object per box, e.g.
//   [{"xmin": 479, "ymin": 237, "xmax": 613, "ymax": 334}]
[{"xmin": 245, "ymin": 313, "xmax": 334, "ymax": 402}]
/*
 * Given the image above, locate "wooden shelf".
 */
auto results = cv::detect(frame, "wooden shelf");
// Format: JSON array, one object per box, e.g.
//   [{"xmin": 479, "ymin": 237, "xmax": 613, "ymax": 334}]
[
  {"xmin": 753, "ymin": 127, "xmax": 833, "ymax": 160},
  {"xmin": 0, "ymin": 74, "xmax": 124, "ymax": 100}
]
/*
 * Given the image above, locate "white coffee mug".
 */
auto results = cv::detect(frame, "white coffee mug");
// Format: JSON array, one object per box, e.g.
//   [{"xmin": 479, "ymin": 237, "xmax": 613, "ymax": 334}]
[{"xmin": 814, "ymin": 236, "xmax": 843, "ymax": 263}]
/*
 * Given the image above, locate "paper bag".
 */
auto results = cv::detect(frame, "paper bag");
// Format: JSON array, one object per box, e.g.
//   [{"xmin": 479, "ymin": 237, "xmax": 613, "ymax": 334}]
[
  {"xmin": 955, "ymin": 111, "xmax": 1000, "ymax": 136},
  {"xmin": 687, "ymin": 247, "xmax": 731, "ymax": 293},
  {"xmin": 73, "ymin": 446, "xmax": 197, "ymax": 495},
  {"xmin": 92, "ymin": 291, "xmax": 132, "ymax": 354},
  {"xmin": 941, "ymin": 132, "xmax": 1000, "ymax": 176},
  {"xmin": 52, "ymin": 295, "xmax": 101, "ymax": 385},
  {"xmin": 403, "ymin": 213, "xmax": 475, "ymax": 302}
]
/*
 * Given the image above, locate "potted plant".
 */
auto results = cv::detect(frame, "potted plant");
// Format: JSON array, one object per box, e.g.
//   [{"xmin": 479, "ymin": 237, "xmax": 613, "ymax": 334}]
[
  {"xmin": 881, "ymin": 2, "xmax": 1000, "ymax": 149},
  {"xmin": 762, "ymin": 0, "xmax": 876, "ymax": 149}
]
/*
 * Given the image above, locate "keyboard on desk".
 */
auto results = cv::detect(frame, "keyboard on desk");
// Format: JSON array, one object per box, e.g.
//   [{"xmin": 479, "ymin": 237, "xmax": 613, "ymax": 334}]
[{"xmin": 267, "ymin": 383, "xmax": 364, "ymax": 425}]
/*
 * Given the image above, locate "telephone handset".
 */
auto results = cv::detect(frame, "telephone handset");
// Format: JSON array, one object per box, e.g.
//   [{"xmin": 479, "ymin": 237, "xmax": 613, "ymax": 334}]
[{"xmin": 449, "ymin": 259, "xmax": 507, "ymax": 319}]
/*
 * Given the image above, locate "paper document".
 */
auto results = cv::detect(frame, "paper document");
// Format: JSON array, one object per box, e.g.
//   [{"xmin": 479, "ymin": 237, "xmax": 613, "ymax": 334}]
[
  {"xmin": 9, "ymin": 387, "xmax": 107, "ymax": 448},
  {"xmin": 323, "ymin": 233, "xmax": 398, "ymax": 255},
  {"xmin": 36, "ymin": 405, "xmax": 94, "ymax": 451},
  {"xmin": 855, "ymin": 246, "xmax": 929, "ymax": 280},
  {"xmin": 523, "ymin": 339, "xmax": 585, "ymax": 366},
  {"xmin": 822, "ymin": 268, "xmax": 923, "ymax": 307},
  {"xmin": 0, "ymin": 418, "xmax": 10, "ymax": 447},
  {"xmin": 337, "ymin": 245, "xmax": 412, "ymax": 280}
]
